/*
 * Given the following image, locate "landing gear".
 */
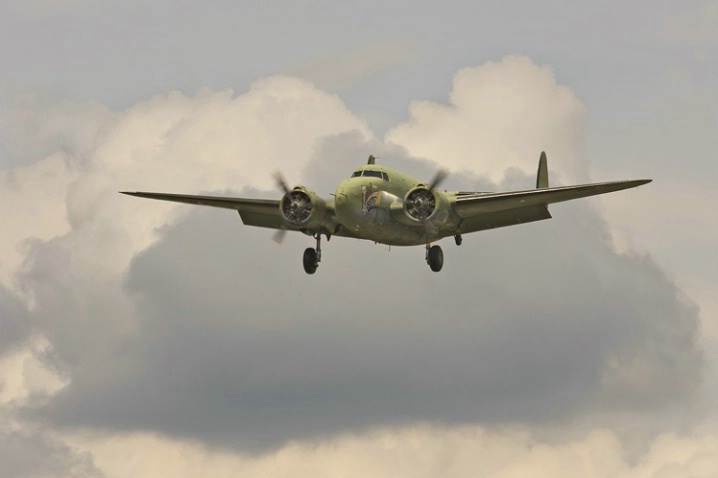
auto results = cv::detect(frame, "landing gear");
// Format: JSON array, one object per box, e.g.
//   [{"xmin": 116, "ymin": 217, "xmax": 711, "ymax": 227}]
[
  {"xmin": 454, "ymin": 234, "xmax": 463, "ymax": 246},
  {"xmin": 426, "ymin": 244, "xmax": 444, "ymax": 272},
  {"xmin": 302, "ymin": 233, "xmax": 322, "ymax": 274},
  {"xmin": 303, "ymin": 248, "xmax": 318, "ymax": 274}
]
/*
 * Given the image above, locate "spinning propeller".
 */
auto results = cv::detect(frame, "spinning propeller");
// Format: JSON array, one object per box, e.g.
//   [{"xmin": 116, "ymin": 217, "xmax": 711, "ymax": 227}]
[
  {"xmin": 271, "ymin": 170, "xmax": 291, "ymax": 244},
  {"xmin": 271, "ymin": 170, "xmax": 314, "ymax": 244},
  {"xmin": 404, "ymin": 168, "xmax": 448, "ymax": 221}
]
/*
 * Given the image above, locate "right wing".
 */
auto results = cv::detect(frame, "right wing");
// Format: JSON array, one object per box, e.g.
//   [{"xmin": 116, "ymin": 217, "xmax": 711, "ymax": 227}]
[{"xmin": 120, "ymin": 192, "xmax": 286, "ymax": 229}]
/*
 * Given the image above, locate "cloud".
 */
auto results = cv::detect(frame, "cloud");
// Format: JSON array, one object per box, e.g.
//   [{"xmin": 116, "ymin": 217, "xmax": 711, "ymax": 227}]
[
  {"xmin": 386, "ymin": 56, "xmax": 588, "ymax": 184},
  {"xmin": 0, "ymin": 335, "xmax": 67, "ymax": 406},
  {"xmin": 64, "ymin": 425, "xmax": 718, "ymax": 478},
  {"xmin": 0, "ymin": 57, "xmax": 706, "ymax": 461},
  {"xmin": 0, "ymin": 415, "xmax": 102, "ymax": 478},
  {"xmin": 0, "ymin": 77, "xmax": 370, "ymax": 289},
  {"xmin": 0, "ymin": 284, "xmax": 32, "ymax": 356},
  {"xmin": 36, "ymin": 175, "xmax": 698, "ymax": 450}
]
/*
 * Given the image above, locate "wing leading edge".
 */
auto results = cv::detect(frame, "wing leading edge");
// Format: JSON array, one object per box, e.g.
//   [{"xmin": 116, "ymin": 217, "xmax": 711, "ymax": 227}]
[
  {"xmin": 120, "ymin": 191, "xmax": 286, "ymax": 229},
  {"xmin": 453, "ymin": 179, "xmax": 651, "ymax": 216},
  {"xmin": 451, "ymin": 179, "xmax": 651, "ymax": 234}
]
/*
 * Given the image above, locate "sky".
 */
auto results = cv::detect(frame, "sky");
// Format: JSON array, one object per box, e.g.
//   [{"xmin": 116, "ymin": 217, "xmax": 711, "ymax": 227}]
[{"xmin": 1, "ymin": 1, "xmax": 717, "ymax": 476}]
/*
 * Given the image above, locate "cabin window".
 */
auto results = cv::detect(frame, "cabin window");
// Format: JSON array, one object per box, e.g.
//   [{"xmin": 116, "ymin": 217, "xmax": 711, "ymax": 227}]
[
  {"xmin": 382, "ymin": 172, "xmax": 389, "ymax": 181},
  {"xmin": 363, "ymin": 170, "xmax": 383, "ymax": 179},
  {"xmin": 351, "ymin": 171, "xmax": 362, "ymax": 178}
]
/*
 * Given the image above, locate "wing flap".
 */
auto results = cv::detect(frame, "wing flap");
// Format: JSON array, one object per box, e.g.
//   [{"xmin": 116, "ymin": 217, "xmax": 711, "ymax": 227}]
[{"xmin": 458, "ymin": 204, "xmax": 552, "ymax": 234}]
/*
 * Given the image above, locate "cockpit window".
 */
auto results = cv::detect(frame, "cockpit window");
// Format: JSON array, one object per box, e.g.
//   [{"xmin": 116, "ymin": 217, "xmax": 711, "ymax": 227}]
[{"xmin": 351, "ymin": 170, "xmax": 389, "ymax": 180}]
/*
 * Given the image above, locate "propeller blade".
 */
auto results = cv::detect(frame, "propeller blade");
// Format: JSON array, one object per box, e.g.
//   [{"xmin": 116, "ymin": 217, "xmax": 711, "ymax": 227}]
[
  {"xmin": 429, "ymin": 168, "xmax": 448, "ymax": 190},
  {"xmin": 272, "ymin": 227, "xmax": 287, "ymax": 245},
  {"xmin": 272, "ymin": 169, "xmax": 291, "ymax": 194}
]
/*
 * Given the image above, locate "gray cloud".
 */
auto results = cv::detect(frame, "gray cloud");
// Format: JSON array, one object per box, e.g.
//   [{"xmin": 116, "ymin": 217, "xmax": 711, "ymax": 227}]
[
  {"xmin": 30, "ymin": 141, "xmax": 701, "ymax": 451},
  {"xmin": 0, "ymin": 284, "xmax": 31, "ymax": 356},
  {"xmin": 0, "ymin": 417, "xmax": 103, "ymax": 478}
]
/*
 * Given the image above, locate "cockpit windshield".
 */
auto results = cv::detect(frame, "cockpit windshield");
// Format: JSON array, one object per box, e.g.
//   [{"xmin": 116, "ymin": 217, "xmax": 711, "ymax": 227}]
[{"xmin": 350, "ymin": 170, "xmax": 389, "ymax": 181}]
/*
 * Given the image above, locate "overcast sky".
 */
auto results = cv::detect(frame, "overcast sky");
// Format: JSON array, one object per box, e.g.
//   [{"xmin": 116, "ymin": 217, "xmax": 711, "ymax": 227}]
[{"xmin": 1, "ymin": 1, "xmax": 717, "ymax": 477}]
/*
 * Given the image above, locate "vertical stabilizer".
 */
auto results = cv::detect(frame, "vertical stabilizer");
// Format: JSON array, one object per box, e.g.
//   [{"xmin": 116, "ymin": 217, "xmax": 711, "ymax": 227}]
[
  {"xmin": 536, "ymin": 151, "xmax": 549, "ymax": 188},
  {"xmin": 367, "ymin": 155, "xmax": 376, "ymax": 165}
]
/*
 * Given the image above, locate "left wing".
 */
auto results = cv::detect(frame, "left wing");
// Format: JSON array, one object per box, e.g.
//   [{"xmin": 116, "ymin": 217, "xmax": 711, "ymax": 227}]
[
  {"xmin": 120, "ymin": 192, "xmax": 286, "ymax": 229},
  {"xmin": 451, "ymin": 179, "xmax": 651, "ymax": 234},
  {"xmin": 453, "ymin": 179, "xmax": 651, "ymax": 215}
]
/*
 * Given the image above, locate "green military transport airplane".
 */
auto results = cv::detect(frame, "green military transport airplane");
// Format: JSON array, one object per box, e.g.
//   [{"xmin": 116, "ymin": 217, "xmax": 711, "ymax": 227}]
[{"xmin": 122, "ymin": 152, "xmax": 650, "ymax": 274}]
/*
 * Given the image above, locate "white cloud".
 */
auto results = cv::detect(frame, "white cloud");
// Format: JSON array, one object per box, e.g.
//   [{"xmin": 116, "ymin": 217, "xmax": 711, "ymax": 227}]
[
  {"xmin": 386, "ymin": 56, "xmax": 588, "ymax": 184},
  {"xmin": 0, "ymin": 335, "xmax": 67, "ymax": 405},
  {"xmin": 64, "ymin": 426, "xmax": 718, "ymax": 478},
  {"xmin": 0, "ymin": 78, "xmax": 371, "ymax": 292}
]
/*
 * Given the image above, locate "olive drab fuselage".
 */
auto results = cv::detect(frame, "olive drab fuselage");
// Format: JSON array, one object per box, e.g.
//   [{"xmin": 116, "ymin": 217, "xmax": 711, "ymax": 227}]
[{"xmin": 333, "ymin": 165, "xmax": 455, "ymax": 246}]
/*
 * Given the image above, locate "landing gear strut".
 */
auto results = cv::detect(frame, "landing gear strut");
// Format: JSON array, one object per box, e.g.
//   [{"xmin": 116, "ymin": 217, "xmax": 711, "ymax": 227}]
[
  {"xmin": 426, "ymin": 244, "xmax": 444, "ymax": 272},
  {"xmin": 303, "ymin": 233, "xmax": 322, "ymax": 274}
]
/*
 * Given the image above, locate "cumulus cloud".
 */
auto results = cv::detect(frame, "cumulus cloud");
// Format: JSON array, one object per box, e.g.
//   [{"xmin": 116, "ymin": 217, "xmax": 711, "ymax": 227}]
[
  {"xmin": 386, "ymin": 56, "xmax": 588, "ymax": 184},
  {"xmin": 64, "ymin": 425, "xmax": 718, "ymax": 478},
  {"xmin": 0, "ymin": 56, "xmax": 707, "ymax": 471},
  {"xmin": 37, "ymin": 171, "xmax": 697, "ymax": 450},
  {"xmin": 0, "ymin": 415, "xmax": 102, "ymax": 478},
  {"xmin": 0, "ymin": 77, "xmax": 370, "ymax": 288}
]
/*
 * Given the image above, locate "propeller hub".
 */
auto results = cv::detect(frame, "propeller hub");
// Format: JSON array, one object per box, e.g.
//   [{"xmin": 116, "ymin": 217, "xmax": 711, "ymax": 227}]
[
  {"xmin": 405, "ymin": 188, "xmax": 436, "ymax": 221},
  {"xmin": 281, "ymin": 190, "xmax": 313, "ymax": 224}
]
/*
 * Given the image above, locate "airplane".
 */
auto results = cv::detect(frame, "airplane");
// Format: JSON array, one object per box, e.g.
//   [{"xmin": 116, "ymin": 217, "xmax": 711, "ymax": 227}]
[{"xmin": 121, "ymin": 152, "xmax": 651, "ymax": 274}]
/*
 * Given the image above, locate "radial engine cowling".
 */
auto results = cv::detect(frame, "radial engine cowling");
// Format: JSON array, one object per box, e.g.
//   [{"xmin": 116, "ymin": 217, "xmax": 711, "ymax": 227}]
[
  {"xmin": 404, "ymin": 187, "xmax": 437, "ymax": 221},
  {"xmin": 280, "ymin": 186, "xmax": 327, "ymax": 229}
]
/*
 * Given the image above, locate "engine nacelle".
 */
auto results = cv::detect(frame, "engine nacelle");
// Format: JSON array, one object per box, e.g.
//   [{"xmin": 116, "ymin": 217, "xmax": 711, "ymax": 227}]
[
  {"xmin": 404, "ymin": 187, "xmax": 437, "ymax": 221},
  {"xmin": 389, "ymin": 186, "xmax": 450, "ymax": 227},
  {"xmin": 279, "ymin": 186, "xmax": 327, "ymax": 230}
]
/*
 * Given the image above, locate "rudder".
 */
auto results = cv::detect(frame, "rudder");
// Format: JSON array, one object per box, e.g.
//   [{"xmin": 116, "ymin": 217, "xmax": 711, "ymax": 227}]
[{"xmin": 536, "ymin": 151, "xmax": 549, "ymax": 188}]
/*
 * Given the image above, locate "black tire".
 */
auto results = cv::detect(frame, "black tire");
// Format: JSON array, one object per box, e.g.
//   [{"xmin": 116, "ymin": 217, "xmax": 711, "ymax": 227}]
[
  {"xmin": 303, "ymin": 247, "xmax": 318, "ymax": 274},
  {"xmin": 428, "ymin": 245, "xmax": 444, "ymax": 272}
]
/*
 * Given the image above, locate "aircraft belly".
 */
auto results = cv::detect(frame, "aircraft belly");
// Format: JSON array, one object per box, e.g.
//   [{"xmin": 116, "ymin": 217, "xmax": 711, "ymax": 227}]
[
  {"xmin": 334, "ymin": 179, "xmax": 457, "ymax": 246},
  {"xmin": 335, "ymin": 201, "xmax": 426, "ymax": 246}
]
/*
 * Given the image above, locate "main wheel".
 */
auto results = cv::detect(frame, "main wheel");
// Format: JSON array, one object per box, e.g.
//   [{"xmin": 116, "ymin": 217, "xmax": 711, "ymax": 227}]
[
  {"xmin": 427, "ymin": 245, "xmax": 444, "ymax": 272},
  {"xmin": 303, "ymin": 247, "xmax": 318, "ymax": 274}
]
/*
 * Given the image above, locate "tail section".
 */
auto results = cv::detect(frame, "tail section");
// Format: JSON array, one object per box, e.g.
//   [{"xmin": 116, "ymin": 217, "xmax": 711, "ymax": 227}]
[{"xmin": 536, "ymin": 151, "xmax": 549, "ymax": 188}]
